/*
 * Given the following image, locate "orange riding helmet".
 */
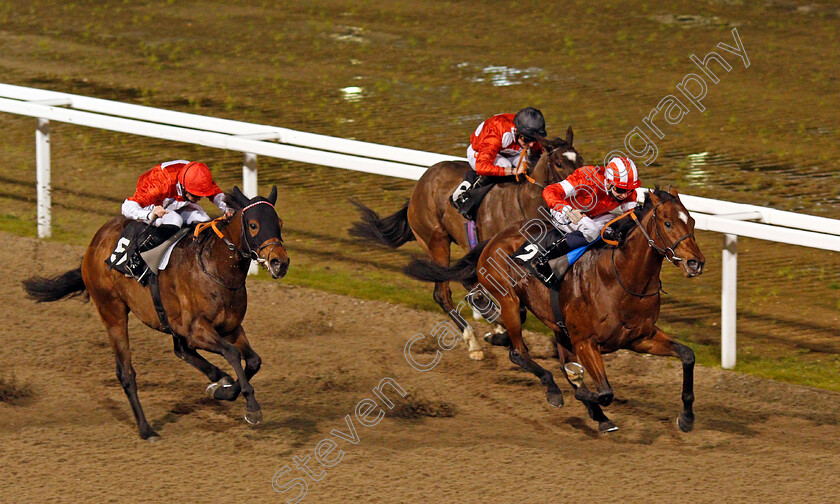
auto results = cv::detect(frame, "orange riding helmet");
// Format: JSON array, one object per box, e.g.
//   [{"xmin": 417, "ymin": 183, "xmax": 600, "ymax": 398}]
[{"xmin": 177, "ymin": 162, "xmax": 217, "ymax": 197}]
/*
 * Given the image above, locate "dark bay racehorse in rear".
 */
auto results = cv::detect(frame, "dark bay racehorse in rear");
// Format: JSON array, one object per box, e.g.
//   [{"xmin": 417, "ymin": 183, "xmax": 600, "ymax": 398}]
[
  {"xmin": 351, "ymin": 128, "xmax": 583, "ymax": 360},
  {"xmin": 404, "ymin": 188, "xmax": 705, "ymax": 432},
  {"xmin": 23, "ymin": 187, "xmax": 289, "ymax": 440}
]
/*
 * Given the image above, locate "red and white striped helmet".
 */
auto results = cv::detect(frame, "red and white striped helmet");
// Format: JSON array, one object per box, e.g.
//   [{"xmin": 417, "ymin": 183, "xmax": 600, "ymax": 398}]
[{"xmin": 604, "ymin": 156, "xmax": 641, "ymax": 191}]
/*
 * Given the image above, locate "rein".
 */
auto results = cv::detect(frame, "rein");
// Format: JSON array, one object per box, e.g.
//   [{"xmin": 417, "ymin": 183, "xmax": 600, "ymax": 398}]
[
  {"xmin": 600, "ymin": 199, "xmax": 694, "ymax": 298},
  {"xmin": 191, "ymin": 200, "xmax": 280, "ymax": 290}
]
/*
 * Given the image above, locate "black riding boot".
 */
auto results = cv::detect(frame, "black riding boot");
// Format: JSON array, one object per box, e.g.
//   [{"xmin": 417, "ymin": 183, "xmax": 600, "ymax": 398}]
[
  {"xmin": 531, "ymin": 230, "xmax": 589, "ymax": 286},
  {"xmin": 125, "ymin": 225, "xmax": 180, "ymax": 279},
  {"xmin": 450, "ymin": 171, "xmax": 486, "ymax": 212}
]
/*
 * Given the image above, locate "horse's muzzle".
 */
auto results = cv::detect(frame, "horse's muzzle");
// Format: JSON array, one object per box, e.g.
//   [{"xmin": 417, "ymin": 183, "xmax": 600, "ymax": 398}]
[
  {"xmin": 268, "ymin": 257, "xmax": 289, "ymax": 279},
  {"xmin": 685, "ymin": 259, "xmax": 704, "ymax": 277}
]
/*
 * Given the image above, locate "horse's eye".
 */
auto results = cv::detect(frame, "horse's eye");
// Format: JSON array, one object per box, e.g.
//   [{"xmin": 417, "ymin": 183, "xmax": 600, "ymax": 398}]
[
  {"xmin": 250, "ymin": 223, "xmax": 258, "ymax": 230},
  {"xmin": 665, "ymin": 221, "xmax": 672, "ymax": 228}
]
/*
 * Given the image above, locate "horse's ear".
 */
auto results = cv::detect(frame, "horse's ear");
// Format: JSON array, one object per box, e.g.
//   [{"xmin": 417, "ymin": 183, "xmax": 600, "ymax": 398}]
[
  {"xmin": 647, "ymin": 189, "xmax": 661, "ymax": 205},
  {"xmin": 233, "ymin": 186, "xmax": 249, "ymax": 206},
  {"xmin": 668, "ymin": 185, "xmax": 681, "ymax": 201},
  {"xmin": 268, "ymin": 186, "xmax": 277, "ymax": 206},
  {"xmin": 566, "ymin": 126, "xmax": 574, "ymax": 145}
]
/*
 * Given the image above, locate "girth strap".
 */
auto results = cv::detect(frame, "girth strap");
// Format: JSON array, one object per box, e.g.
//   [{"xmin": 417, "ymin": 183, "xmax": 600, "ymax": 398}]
[
  {"xmin": 550, "ymin": 288, "xmax": 565, "ymax": 333},
  {"xmin": 148, "ymin": 274, "xmax": 176, "ymax": 337}
]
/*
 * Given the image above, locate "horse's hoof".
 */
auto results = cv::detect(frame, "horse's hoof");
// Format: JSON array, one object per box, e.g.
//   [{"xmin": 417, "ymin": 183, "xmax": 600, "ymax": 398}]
[
  {"xmin": 564, "ymin": 362, "xmax": 585, "ymax": 387},
  {"xmin": 484, "ymin": 331, "xmax": 511, "ymax": 347},
  {"xmin": 546, "ymin": 390, "xmax": 564, "ymax": 408},
  {"xmin": 469, "ymin": 350, "xmax": 485, "ymax": 361},
  {"xmin": 599, "ymin": 421, "xmax": 618, "ymax": 433},
  {"xmin": 141, "ymin": 427, "xmax": 161, "ymax": 442},
  {"xmin": 677, "ymin": 412, "xmax": 694, "ymax": 433},
  {"xmin": 244, "ymin": 409, "xmax": 263, "ymax": 425},
  {"xmin": 206, "ymin": 376, "xmax": 234, "ymax": 399}
]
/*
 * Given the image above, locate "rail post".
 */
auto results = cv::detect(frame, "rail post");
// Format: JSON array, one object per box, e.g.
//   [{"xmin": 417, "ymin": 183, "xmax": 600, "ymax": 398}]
[
  {"xmin": 721, "ymin": 233, "xmax": 738, "ymax": 369},
  {"xmin": 242, "ymin": 152, "xmax": 259, "ymax": 275},
  {"xmin": 36, "ymin": 118, "xmax": 51, "ymax": 238}
]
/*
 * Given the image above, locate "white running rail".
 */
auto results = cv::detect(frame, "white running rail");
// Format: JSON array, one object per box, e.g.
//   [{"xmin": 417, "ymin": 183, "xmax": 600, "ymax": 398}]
[{"xmin": 2, "ymin": 83, "xmax": 838, "ymax": 369}]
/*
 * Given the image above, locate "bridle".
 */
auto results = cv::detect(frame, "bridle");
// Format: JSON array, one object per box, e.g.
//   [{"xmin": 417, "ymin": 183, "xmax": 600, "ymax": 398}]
[
  {"xmin": 514, "ymin": 144, "xmax": 576, "ymax": 218},
  {"xmin": 193, "ymin": 200, "xmax": 283, "ymax": 289},
  {"xmin": 238, "ymin": 201, "xmax": 284, "ymax": 266},
  {"xmin": 604, "ymin": 199, "xmax": 695, "ymax": 297}
]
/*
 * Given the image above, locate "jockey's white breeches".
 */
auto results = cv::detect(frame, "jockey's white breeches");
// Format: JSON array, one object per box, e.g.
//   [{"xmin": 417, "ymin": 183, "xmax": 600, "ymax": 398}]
[{"xmin": 466, "ymin": 146, "xmax": 523, "ymax": 173}]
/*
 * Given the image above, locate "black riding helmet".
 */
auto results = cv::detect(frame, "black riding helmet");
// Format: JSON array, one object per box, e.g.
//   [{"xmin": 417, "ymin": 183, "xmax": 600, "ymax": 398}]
[{"xmin": 513, "ymin": 107, "xmax": 547, "ymax": 140}]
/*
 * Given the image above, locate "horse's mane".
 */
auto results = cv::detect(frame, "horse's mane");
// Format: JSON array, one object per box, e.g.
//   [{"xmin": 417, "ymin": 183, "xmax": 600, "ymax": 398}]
[{"xmin": 607, "ymin": 186, "xmax": 677, "ymax": 245}]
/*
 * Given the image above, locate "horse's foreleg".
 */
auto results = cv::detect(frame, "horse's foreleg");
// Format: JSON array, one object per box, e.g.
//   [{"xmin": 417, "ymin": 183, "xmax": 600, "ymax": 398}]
[
  {"xmin": 630, "ymin": 327, "xmax": 695, "ymax": 432},
  {"xmin": 429, "ymin": 236, "xmax": 483, "ymax": 360},
  {"xmin": 100, "ymin": 302, "xmax": 158, "ymax": 440},
  {"xmin": 230, "ymin": 327, "xmax": 261, "ymax": 380},
  {"xmin": 502, "ymin": 300, "xmax": 563, "ymax": 407},
  {"xmin": 573, "ymin": 340, "xmax": 618, "ymax": 433},
  {"xmin": 555, "ymin": 339, "xmax": 614, "ymax": 432},
  {"xmin": 172, "ymin": 334, "xmax": 233, "ymax": 385},
  {"xmin": 188, "ymin": 320, "xmax": 262, "ymax": 425}
]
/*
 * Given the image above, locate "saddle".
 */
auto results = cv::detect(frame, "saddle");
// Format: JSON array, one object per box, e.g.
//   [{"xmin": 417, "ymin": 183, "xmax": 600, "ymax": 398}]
[
  {"xmin": 106, "ymin": 222, "xmax": 190, "ymax": 286},
  {"xmin": 452, "ymin": 174, "xmax": 519, "ymax": 221},
  {"xmin": 512, "ymin": 226, "xmax": 598, "ymax": 288}
]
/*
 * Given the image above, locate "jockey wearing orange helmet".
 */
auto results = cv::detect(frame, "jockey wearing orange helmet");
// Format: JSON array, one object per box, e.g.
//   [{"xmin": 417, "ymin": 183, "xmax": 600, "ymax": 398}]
[
  {"xmin": 114, "ymin": 160, "xmax": 232, "ymax": 280},
  {"xmin": 530, "ymin": 156, "xmax": 640, "ymax": 284},
  {"xmin": 121, "ymin": 160, "xmax": 232, "ymax": 227}
]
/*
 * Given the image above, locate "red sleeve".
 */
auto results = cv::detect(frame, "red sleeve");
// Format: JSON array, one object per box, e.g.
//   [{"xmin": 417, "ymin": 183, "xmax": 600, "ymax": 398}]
[
  {"xmin": 542, "ymin": 183, "xmax": 570, "ymax": 211},
  {"xmin": 474, "ymin": 135, "xmax": 509, "ymax": 177}
]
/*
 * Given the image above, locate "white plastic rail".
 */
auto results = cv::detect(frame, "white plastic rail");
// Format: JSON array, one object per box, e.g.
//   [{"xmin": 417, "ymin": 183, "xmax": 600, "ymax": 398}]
[{"xmin": 1, "ymin": 84, "xmax": 837, "ymax": 370}]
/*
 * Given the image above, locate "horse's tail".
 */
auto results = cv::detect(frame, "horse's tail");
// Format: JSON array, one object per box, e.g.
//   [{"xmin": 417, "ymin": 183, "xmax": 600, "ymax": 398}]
[
  {"xmin": 349, "ymin": 199, "xmax": 416, "ymax": 249},
  {"xmin": 22, "ymin": 267, "xmax": 88, "ymax": 303},
  {"xmin": 403, "ymin": 240, "xmax": 489, "ymax": 285}
]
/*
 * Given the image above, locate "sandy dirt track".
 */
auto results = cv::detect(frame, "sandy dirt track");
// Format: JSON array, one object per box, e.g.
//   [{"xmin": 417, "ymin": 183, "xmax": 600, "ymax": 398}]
[{"xmin": 2, "ymin": 231, "xmax": 839, "ymax": 504}]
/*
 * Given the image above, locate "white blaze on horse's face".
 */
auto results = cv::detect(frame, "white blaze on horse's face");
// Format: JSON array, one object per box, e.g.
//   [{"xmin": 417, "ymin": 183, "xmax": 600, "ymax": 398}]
[
  {"xmin": 563, "ymin": 151, "xmax": 578, "ymax": 163},
  {"xmin": 678, "ymin": 211, "xmax": 689, "ymax": 224}
]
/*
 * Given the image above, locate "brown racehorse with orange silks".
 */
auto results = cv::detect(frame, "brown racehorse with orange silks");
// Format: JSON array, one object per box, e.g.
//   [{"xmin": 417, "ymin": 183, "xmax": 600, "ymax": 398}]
[
  {"xmin": 404, "ymin": 187, "xmax": 705, "ymax": 433},
  {"xmin": 351, "ymin": 128, "xmax": 583, "ymax": 360},
  {"xmin": 23, "ymin": 187, "xmax": 289, "ymax": 440}
]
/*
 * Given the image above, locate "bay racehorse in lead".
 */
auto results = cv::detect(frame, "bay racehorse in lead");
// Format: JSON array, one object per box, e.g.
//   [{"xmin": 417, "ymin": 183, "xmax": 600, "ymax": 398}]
[
  {"xmin": 23, "ymin": 187, "xmax": 289, "ymax": 440},
  {"xmin": 350, "ymin": 128, "xmax": 583, "ymax": 360},
  {"xmin": 404, "ymin": 188, "xmax": 705, "ymax": 432}
]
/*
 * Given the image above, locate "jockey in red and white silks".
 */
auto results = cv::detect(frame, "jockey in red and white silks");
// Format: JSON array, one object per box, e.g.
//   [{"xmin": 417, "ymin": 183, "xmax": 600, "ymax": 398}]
[
  {"xmin": 450, "ymin": 108, "xmax": 547, "ymax": 211},
  {"xmin": 542, "ymin": 156, "xmax": 640, "ymax": 242},
  {"xmin": 467, "ymin": 113, "xmax": 544, "ymax": 177},
  {"xmin": 121, "ymin": 160, "xmax": 231, "ymax": 227}
]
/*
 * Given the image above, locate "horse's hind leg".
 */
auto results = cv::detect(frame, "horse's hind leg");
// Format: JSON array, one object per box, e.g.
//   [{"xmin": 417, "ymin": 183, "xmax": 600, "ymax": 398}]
[
  {"xmin": 172, "ymin": 335, "xmax": 234, "ymax": 388},
  {"xmin": 99, "ymin": 300, "xmax": 158, "ymax": 440},
  {"xmin": 630, "ymin": 327, "xmax": 695, "ymax": 432},
  {"xmin": 428, "ymin": 234, "xmax": 483, "ymax": 360},
  {"xmin": 555, "ymin": 340, "xmax": 616, "ymax": 433},
  {"xmin": 501, "ymin": 299, "xmax": 563, "ymax": 407}
]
